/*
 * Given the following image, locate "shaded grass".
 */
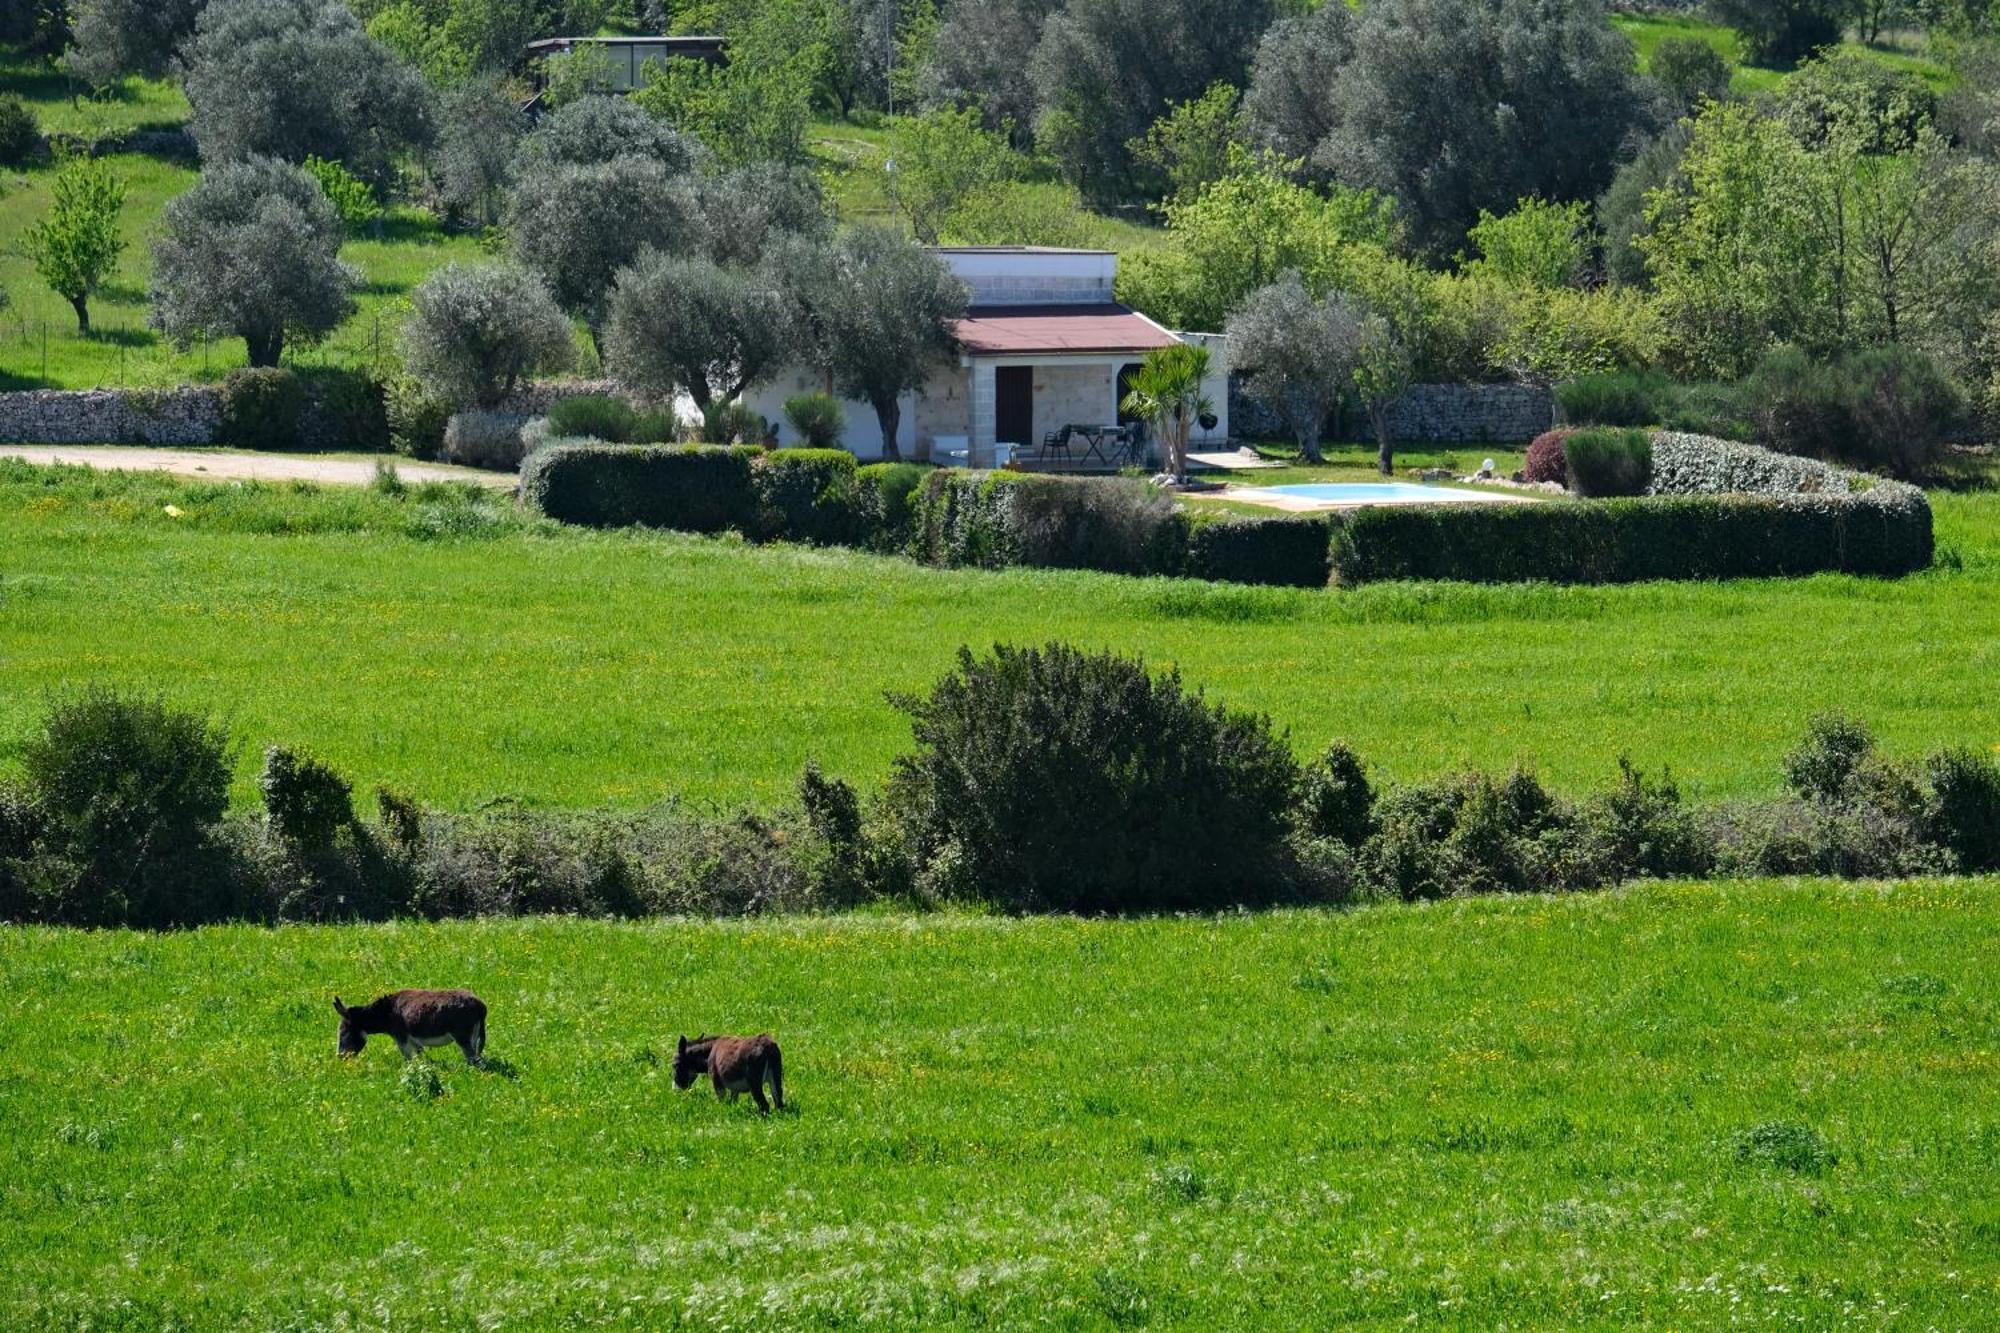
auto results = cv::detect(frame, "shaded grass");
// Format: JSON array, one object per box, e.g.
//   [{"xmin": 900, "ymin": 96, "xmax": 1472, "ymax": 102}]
[
  {"xmin": 1, "ymin": 458, "xmax": 1996, "ymax": 813},
  {"xmin": 2, "ymin": 878, "xmax": 1997, "ymax": 1325},
  {"xmin": 1611, "ymin": 14, "xmax": 1951, "ymax": 96}
]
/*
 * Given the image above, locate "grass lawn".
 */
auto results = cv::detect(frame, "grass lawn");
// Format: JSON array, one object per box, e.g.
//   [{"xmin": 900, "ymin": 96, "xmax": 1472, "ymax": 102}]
[
  {"xmin": 0, "ymin": 455, "xmax": 1995, "ymax": 813},
  {"xmin": 1611, "ymin": 14, "xmax": 1950, "ymax": 95},
  {"xmin": 3, "ymin": 878, "xmax": 1998, "ymax": 1326}
]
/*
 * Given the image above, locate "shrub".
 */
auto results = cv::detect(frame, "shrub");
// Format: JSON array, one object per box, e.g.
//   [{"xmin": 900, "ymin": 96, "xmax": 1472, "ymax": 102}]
[
  {"xmin": 219, "ymin": 367, "xmax": 306, "ymax": 450},
  {"xmin": 1556, "ymin": 369, "xmax": 1671, "ymax": 427},
  {"xmin": 1925, "ymin": 747, "xmax": 2000, "ymax": 873},
  {"xmin": 442, "ymin": 411, "xmax": 531, "ymax": 471},
  {"xmin": 301, "ymin": 155, "xmax": 381, "ymax": 233},
  {"xmin": 1183, "ymin": 515, "xmax": 1331, "ymax": 587},
  {"xmin": 700, "ymin": 400, "xmax": 769, "ymax": 444},
  {"xmin": 1580, "ymin": 759, "xmax": 1713, "ymax": 880},
  {"xmin": 1299, "ymin": 742, "xmax": 1373, "ymax": 847},
  {"xmin": 1358, "ymin": 768, "xmax": 1601, "ymax": 901},
  {"xmin": 544, "ymin": 393, "xmax": 677, "ymax": 444},
  {"xmin": 783, "ymin": 393, "xmax": 845, "ymax": 449},
  {"xmin": 884, "ymin": 643, "xmax": 1303, "ymax": 913},
  {"xmin": 387, "ymin": 373, "xmax": 451, "ymax": 460},
  {"xmin": 1738, "ymin": 345, "xmax": 1962, "ymax": 480},
  {"xmin": 299, "ymin": 367, "xmax": 389, "ymax": 452},
  {"xmin": 1784, "ymin": 713, "xmax": 1877, "ymax": 805},
  {"xmin": 1562, "ymin": 427, "xmax": 1653, "ymax": 497},
  {"xmin": 18, "ymin": 690, "xmax": 237, "ymax": 927},
  {"xmin": 912, "ymin": 471, "xmax": 1188, "ymax": 576},
  {"xmin": 0, "ymin": 96, "xmax": 40, "ymax": 166},
  {"xmin": 855, "ymin": 461, "xmax": 931, "ymax": 551},
  {"xmin": 1521, "ymin": 428, "xmax": 1570, "ymax": 485},
  {"xmin": 752, "ymin": 448, "xmax": 864, "ymax": 545},
  {"xmin": 259, "ymin": 746, "xmax": 354, "ymax": 851},
  {"xmin": 519, "ymin": 442, "xmax": 760, "ymax": 532}
]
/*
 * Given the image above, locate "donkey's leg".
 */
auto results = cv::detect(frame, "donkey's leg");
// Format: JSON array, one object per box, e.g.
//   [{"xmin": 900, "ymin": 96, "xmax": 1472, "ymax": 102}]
[
  {"xmin": 750, "ymin": 1079, "xmax": 771, "ymax": 1116},
  {"xmin": 396, "ymin": 1038, "xmax": 418, "ymax": 1061}
]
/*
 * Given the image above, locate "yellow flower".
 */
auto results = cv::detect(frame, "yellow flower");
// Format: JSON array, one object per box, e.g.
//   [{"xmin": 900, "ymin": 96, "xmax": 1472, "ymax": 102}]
[{"xmin": 162, "ymin": 504, "xmax": 184, "ymax": 518}]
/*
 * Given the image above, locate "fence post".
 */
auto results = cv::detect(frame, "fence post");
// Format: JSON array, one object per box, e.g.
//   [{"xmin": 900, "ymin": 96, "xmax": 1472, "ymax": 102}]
[{"xmin": 40, "ymin": 322, "xmax": 47, "ymax": 383}]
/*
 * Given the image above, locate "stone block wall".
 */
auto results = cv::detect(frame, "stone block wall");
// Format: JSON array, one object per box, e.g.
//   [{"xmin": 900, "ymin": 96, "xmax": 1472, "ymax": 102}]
[
  {"xmin": 0, "ymin": 388, "xmax": 223, "ymax": 445},
  {"xmin": 1228, "ymin": 378, "xmax": 1555, "ymax": 445}
]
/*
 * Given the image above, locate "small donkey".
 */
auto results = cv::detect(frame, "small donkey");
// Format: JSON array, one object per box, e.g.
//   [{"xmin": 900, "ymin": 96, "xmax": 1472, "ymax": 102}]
[
  {"xmin": 674, "ymin": 1033, "xmax": 784, "ymax": 1114},
  {"xmin": 334, "ymin": 989, "xmax": 487, "ymax": 1064}
]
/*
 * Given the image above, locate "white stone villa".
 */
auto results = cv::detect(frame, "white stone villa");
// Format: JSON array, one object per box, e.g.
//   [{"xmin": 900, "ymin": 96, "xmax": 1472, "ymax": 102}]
[{"xmin": 743, "ymin": 247, "xmax": 1231, "ymax": 466}]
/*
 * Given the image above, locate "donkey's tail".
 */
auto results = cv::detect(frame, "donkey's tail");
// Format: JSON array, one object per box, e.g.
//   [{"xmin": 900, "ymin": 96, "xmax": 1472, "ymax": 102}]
[
  {"xmin": 471, "ymin": 1018, "xmax": 486, "ymax": 1062},
  {"xmin": 769, "ymin": 1042, "xmax": 784, "ymax": 1111}
]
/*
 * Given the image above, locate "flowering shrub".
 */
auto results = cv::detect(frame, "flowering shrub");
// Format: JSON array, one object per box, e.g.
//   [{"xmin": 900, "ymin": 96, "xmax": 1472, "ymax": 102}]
[{"xmin": 1522, "ymin": 428, "xmax": 1570, "ymax": 485}]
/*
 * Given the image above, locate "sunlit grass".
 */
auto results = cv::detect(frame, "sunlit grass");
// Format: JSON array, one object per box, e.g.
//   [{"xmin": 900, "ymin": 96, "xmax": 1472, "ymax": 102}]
[{"xmin": 1611, "ymin": 14, "xmax": 1951, "ymax": 96}]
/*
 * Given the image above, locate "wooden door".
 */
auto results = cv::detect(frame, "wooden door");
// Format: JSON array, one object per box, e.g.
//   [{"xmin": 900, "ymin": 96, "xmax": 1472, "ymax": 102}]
[{"xmin": 995, "ymin": 366, "xmax": 1034, "ymax": 449}]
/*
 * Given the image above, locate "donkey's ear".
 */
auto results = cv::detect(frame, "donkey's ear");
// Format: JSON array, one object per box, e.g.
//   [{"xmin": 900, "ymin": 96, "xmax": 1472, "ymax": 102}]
[
  {"xmin": 332, "ymin": 997, "xmax": 347, "ymax": 1016},
  {"xmin": 677, "ymin": 1035, "xmax": 687, "ymax": 1053}
]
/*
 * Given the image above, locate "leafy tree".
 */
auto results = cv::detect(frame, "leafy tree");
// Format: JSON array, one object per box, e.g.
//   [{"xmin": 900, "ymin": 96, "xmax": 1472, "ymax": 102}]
[
  {"xmin": 1224, "ymin": 272, "xmax": 1368, "ymax": 463},
  {"xmin": 917, "ymin": 0, "xmax": 1058, "ymax": 143},
  {"xmin": 180, "ymin": 0, "xmax": 433, "ymax": 187},
  {"xmin": 432, "ymin": 77, "xmax": 523, "ymax": 227},
  {"xmin": 507, "ymin": 157, "xmax": 700, "ymax": 343},
  {"xmin": 441, "ymin": 0, "xmax": 542, "ymax": 73},
  {"xmin": 63, "ymin": 0, "xmax": 202, "ymax": 86},
  {"xmin": 1353, "ymin": 314, "xmax": 1412, "ymax": 475},
  {"xmin": 513, "ymin": 94, "xmax": 702, "ymax": 175},
  {"xmin": 150, "ymin": 156, "xmax": 358, "ymax": 367},
  {"xmin": 887, "ymin": 105, "xmax": 1020, "ymax": 244},
  {"xmin": 1597, "ymin": 124, "xmax": 1692, "ymax": 287},
  {"xmin": 23, "ymin": 155, "xmax": 125, "ymax": 334},
  {"xmin": 1128, "ymin": 81, "xmax": 1245, "ymax": 203},
  {"xmin": 604, "ymin": 253, "xmax": 795, "ymax": 409},
  {"xmin": 940, "ymin": 179, "xmax": 1105, "ymax": 249},
  {"xmin": 400, "ymin": 262, "xmax": 575, "ymax": 410},
  {"xmin": 1029, "ymin": 0, "xmax": 1276, "ymax": 204},
  {"xmin": 1464, "ymin": 197, "xmax": 1592, "ymax": 289},
  {"xmin": 1114, "ymin": 150, "xmax": 1397, "ymax": 330},
  {"xmin": 1119, "ymin": 341, "xmax": 1213, "ymax": 483},
  {"xmin": 365, "ymin": 2, "xmax": 473, "ymax": 87},
  {"xmin": 301, "ymin": 155, "xmax": 381, "ymax": 234},
  {"xmin": 540, "ymin": 41, "xmax": 616, "ymax": 109},
  {"xmin": 1651, "ymin": 36, "xmax": 1734, "ymax": 115},
  {"xmin": 1709, "ymin": 0, "xmax": 1850, "ymax": 67},
  {"xmin": 781, "ymin": 226, "xmax": 968, "ymax": 461},
  {"xmin": 690, "ymin": 161, "xmax": 830, "ymax": 267},
  {"xmin": 1778, "ymin": 47, "xmax": 1937, "ymax": 152},
  {"xmin": 632, "ymin": 0, "xmax": 825, "ymax": 166},
  {"xmin": 1246, "ymin": 0, "xmax": 1654, "ymax": 256}
]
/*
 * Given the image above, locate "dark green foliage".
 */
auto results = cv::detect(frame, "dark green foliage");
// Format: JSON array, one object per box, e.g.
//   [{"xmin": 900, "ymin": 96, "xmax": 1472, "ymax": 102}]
[
  {"xmin": 1183, "ymin": 515, "xmax": 1331, "ymax": 587},
  {"xmin": 1299, "ymin": 741, "xmax": 1373, "ymax": 847},
  {"xmin": 544, "ymin": 395, "xmax": 676, "ymax": 444},
  {"xmin": 752, "ymin": 449, "xmax": 865, "ymax": 545},
  {"xmin": 17, "ymin": 690, "xmax": 237, "ymax": 927},
  {"xmin": 699, "ymin": 401, "xmax": 770, "ymax": 445},
  {"xmin": 1709, "ymin": 0, "xmax": 1846, "ymax": 67},
  {"xmin": 1739, "ymin": 344, "xmax": 1965, "ymax": 481},
  {"xmin": 1557, "ymin": 371, "xmax": 1673, "ymax": 428},
  {"xmin": 1925, "ymin": 748, "xmax": 2000, "ymax": 873},
  {"xmin": 1784, "ymin": 712, "xmax": 1877, "ymax": 804},
  {"xmin": 0, "ymin": 96, "xmax": 40, "ymax": 167},
  {"xmin": 1359, "ymin": 768, "xmax": 1595, "ymax": 901},
  {"xmin": 854, "ymin": 461, "xmax": 931, "ymax": 551},
  {"xmin": 1562, "ymin": 428, "xmax": 1654, "ymax": 498},
  {"xmin": 220, "ymin": 367, "xmax": 306, "ymax": 451},
  {"xmin": 1330, "ymin": 489, "xmax": 1933, "ymax": 585},
  {"xmin": 884, "ymin": 642, "xmax": 1302, "ymax": 913},
  {"xmin": 1583, "ymin": 760, "xmax": 1714, "ymax": 880},
  {"xmin": 912, "ymin": 471, "xmax": 1188, "ymax": 576},
  {"xmin": 259, "ymin": 745, "xmax": 353, "ymax": 850},
  {"xmin": 1652, "ymin": 36, "xmax": 1733, "ymax": 113},
  {"xmin": 299, "ymin": 367, "xmax": 390, "ymax": 452},
  {"xmin": 783, "ymin": 393, "xmax": 845, "ymax": 449},
  {"xmin": 1521, "ymin": 429, "xmax": 1570, "ymax": 485},
  {"xmin": 518, "ymin": 443, "xmax": 760, "ymax": 533}
]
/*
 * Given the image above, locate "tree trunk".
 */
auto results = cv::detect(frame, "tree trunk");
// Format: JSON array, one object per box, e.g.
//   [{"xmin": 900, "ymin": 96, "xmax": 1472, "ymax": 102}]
[
  {"xmin": 1371, "ymin": 405, "xmax": 1393, "ymax": 475},
  {"xmin": 69, "ymin": 294, "xmax": 89, "ymax": 335},
  {"xmin": 246, "ymin": 327, "xmax": 283, "ymax": 368},
  {"xmin": 873, "ymin": 395, "xmax": 902, "ymax": 463}
]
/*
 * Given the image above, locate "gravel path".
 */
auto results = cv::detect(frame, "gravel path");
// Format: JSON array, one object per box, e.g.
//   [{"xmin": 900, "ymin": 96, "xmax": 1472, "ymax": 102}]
[{"xmin": 0, "ymin": 446, "xmax": 515, "ymax": 489}]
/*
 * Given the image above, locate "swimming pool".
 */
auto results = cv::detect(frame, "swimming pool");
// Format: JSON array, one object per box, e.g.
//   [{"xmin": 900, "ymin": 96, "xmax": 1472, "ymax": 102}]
[{"xmin": 1244, "ymin": 482, "xmax": 1523, "ymax": 507}]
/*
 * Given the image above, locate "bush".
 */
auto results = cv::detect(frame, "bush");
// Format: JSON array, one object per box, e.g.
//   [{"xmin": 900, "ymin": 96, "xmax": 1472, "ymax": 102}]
[
  {"xmin": 1739, "ymin": 345, "xmax": 1964, "ymax": 480},
  {"xmin": 219, "ymin": 367, "xmax": 306, "ymax": 450},
  {"xmin": 1562, "ymin": 427, "xmax": 1653, "ymax": 497},
  {"xmin": 519, "ymin": 442, "xmax": 760, "ymax": 532},
  {"xmin": 1925, "ymin": 747, "xmax": 2000, "ymax": 873},
  {"xmin": 752, "ymin": 448, "xmax": 864, "ymax": 544},
  {"xmin": 299, "ymin": 367, "xmax": 389, "ymax": 452},
  {"xmin": 387, "ymin": 373, "xmax": 451, "ymax": 460},
  {"xmin": 1784, "ymin": 712, "xmax": 1877, "ymax": 804},
  {"xmin": 884, "ymin": 643, "xmax": 1303, "ymax": 913},
  {"xmin": 855, "ymin": 461, "xmax": 931, "ymax": 552},
  {"xmin": 18, "ymin": 690, "xmax": 237, "ymax": 927},
  {"xmin": 1521, "ymin": 428, "xmax": 1570, "ymax": 485},
  {"xmin": 1183, "ymin": 515, "xmax": 1331, "ymax": 587},
  {"xmin": 301, "ymin": 155, "xmax": 381, "ymax": 233},
  {"xmin": 1299, "ymin": 742, "xmax": 1374, "ymax": 847},
  {"xmin": 0, "ymin": 96, "xmax": 40, "ymax": 166},
  {"xmin": 258, "ymin": 746, "xmax": 354, "ymax": 850},
  {"xmin": 1358, "ymin": 768, "xmax": 1601, "ymax": 901},
  {"xmin": 700, "ymin": 401, "xmax": 770, "ymax": 445},
  {"xmin": 783, "ymin": 393, "xmax": 845, "ymax": 449},
  {"xmin": 442, "ymin": 411, "xmax": 531, "ymax": 471},
  {"xmin": 1580, "ymin": 759, "xmax": 1713, "ymax": 880},
  {"xmin": 1556, "ymin": 370, "xmax": 1672, "ymax": 427},
  {"xmin": 545, "ymin": 393, "xmax": 677, "ymax": 444},
  {"xmin": 912, "ymin": 471, "xmax": 1188, "ymax": 576}
]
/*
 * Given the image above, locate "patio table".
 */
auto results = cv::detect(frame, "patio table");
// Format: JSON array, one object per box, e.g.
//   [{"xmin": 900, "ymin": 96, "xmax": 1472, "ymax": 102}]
[{"xmin": 1070, "ymin": 424, "xmax": 1139, "ymax": 469}]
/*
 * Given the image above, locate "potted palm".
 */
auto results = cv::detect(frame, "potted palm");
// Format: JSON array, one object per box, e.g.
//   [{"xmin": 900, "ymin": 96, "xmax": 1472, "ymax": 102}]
[{"xmin": 1119, "ymin": 343, "xmax": 1212, "ymax": 487}]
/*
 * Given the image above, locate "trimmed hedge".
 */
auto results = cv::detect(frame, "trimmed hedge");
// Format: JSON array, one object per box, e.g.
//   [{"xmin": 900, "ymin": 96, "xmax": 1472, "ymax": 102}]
[
  {"xmin": 1185, "ymin": 515, "xmax": 1332, "ymax": 587},
  {"xmin": 911, "ymin": 470, "xmax": 1188, "ymax": 576},
  {"xmin": 752, "ymin": 448, "xmax": 865, "ymax": 545},
  {"xmin": 520, "ymin": 442, "xmax": 760, "ymax": 532}
]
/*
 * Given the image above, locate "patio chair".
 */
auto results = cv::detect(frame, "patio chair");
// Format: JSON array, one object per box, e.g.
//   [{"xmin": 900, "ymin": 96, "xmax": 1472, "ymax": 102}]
[{"xmin": 1040, "ymin": 427, "xmax": 1074, "ymax": 465}]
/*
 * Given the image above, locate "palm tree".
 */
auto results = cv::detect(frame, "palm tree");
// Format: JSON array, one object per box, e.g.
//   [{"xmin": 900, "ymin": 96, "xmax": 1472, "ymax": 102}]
[{"xmin": 1119, "ymin": 342, "xmax": 1213, "ymax": 484}]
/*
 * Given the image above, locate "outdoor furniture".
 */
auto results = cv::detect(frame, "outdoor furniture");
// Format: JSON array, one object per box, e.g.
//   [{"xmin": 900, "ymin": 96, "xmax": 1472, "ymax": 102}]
[
  {"xmin": 1039, "ymin": 427, "xmax": 1075, "ymax": 465},
  {"xmin": 1071, "ymin": 424, "xmax": 1139, "ymax": 469}
]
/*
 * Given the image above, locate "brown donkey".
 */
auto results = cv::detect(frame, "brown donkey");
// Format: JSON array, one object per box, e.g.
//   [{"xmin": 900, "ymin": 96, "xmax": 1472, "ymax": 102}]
[
  {"xmin": 674, "ymin": 1034, "xmax": 784, "ymax": 1114},
  {"xmin": 334, "ymin": 990, "xmax": 487, "ymax": 1064}
]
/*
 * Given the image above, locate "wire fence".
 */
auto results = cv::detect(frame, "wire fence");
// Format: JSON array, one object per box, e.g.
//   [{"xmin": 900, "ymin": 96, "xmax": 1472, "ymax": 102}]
[{"xmin": 0, "ymin": 311, "xmax": 399, "ymax": 389}]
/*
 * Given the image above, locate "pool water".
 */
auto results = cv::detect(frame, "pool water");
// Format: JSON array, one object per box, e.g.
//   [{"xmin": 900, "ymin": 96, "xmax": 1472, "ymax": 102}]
[{"xmin": 1253, "ymin": 482, "xmax": 1514, "ymax": 506}]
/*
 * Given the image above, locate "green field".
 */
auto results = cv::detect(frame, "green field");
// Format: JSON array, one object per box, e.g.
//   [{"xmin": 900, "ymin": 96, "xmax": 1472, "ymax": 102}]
[
  {"xmin": 4, "ymin": 879, "xmax": 1998, "ymax": 1326},
  {"xmin": 1610, "ymin": 14, "xmax": 1951, "ymax": 96},
  {"xmin": 1, "ymin": 456, "xmax": 1995, "ymax": 812}
]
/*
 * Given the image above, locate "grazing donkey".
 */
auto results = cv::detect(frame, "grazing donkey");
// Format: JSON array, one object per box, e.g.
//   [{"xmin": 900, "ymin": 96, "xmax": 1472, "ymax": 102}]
[
  {"xmin": 333, "ymin": 990, "xmax": 487, "ymax": 1064},
  {"xmin": 674, "ymin": 1034, "xmax": 784, "ymax": 1114}
]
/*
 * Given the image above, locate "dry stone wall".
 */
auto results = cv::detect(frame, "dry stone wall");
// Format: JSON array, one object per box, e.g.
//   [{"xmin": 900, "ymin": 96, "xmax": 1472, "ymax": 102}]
[
  {"xmin": 1228, "ymin": 378, "xmax": 1555, "ymax": 445},
  {"xmin": 0, "ymin": 388, "xmax": 223, "ymax": 445}
]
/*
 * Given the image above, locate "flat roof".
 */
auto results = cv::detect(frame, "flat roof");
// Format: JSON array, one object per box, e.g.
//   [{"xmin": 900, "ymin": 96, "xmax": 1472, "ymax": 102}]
[
  {"xmin": 524, "ymin": 35, "xmax": 725, "ymax": 51},
  {"xmin": 954, "ymin": 304, "xmax": 1179, "ymax": 356},
  {"xmin": 931, "ymin": 246, "xmax": 1115, "ymax": 256}
]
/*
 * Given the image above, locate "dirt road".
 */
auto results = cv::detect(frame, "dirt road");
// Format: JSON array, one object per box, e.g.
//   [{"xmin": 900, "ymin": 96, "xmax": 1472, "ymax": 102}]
[{"xmin": 0, "ymin": 446, "xmax": 514, "ymax": 489}]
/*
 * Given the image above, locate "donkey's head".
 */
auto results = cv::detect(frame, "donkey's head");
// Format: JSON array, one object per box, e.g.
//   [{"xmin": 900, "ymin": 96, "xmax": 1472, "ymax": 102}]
[
  {"xmin": 672, "ymin": 1035, "xmax": 708, "ymax": 1090},
  {"xmin": 332, "ymin": 997, "xmax": 365, "ymax": 1057}
]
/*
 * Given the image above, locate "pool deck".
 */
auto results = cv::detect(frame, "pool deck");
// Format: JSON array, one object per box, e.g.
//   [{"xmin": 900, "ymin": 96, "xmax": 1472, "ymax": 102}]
[{"xmin": 1210, "ymin": 481, "xmax": 1547, "ymax": 513}]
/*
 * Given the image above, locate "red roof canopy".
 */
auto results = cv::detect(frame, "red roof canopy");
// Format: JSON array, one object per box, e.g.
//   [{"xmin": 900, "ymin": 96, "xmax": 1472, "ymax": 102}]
[{"xmin": 953, "ymin": 304, "xmax": 1179, "ymax": 356}]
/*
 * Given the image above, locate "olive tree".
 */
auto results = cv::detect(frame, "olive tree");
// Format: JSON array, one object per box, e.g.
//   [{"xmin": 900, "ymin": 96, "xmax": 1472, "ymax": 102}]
[
  {"xmin": 180, "ymin": 0, "xmax": 433, "ymax": 187},
  {"xmin": 432, "ymin": 78, "xmax": 523, "ymax": 228},
  {"xmin": 1224, "ymin": 272, "xmax": 1368, "ymax": 465},
  {"xmin": 604, "ymin": 254, "xmax": 794, "ymax": 410},
  {"xmin": 24, "ymin": 155, "xmax": 126, "ymax": 334},
  {"xmin": 401, "ymin": 262, "xmax": 575, "ymax": 411},
  {"xmin": 150, "ymin": 157, "xmax": 357, "ymax": 367},
  {"xmin": 512, "ymin": 94, "xmax": 704, "ymax": 175},
  {"xmin": 687, "ymin": 161, "xmax": 830, "ymax": 268},
  {"xmin": 507, "ymin": 157, "xmax": 700, "ymax": 346},
  {"xmin": 63, "ymin": 0, "xmax": 202, "ymax": 86},
  {"xmin": 781, "ymin": 226, "xmax": 968, "ymax": 462}
]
